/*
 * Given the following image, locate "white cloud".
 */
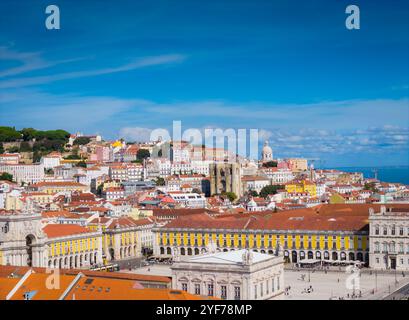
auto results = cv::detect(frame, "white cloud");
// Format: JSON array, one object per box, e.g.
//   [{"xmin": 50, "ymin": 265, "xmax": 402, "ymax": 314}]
[
  {"xmin": 0, "ymin": 53, "xmax": 187, "ymax": 88},
  {"xmin": 119, "ymin": 127, "xmax": 153, "ymax": 142},
  {"xmin": 0, "ymin": 46, "xmax": 85, "ymax": 78}
]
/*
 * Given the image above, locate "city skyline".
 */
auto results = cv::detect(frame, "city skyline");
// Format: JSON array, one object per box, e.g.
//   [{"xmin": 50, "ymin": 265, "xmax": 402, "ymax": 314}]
[{"xmin": 1, "ymin": 0, "xmax": 408, "ymax": 167}]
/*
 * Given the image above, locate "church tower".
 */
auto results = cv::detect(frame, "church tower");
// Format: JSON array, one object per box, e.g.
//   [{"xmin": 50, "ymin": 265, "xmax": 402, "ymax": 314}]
[{"xmin": 262, "ymin": 140, "xmax": 273, "ymax": 163}]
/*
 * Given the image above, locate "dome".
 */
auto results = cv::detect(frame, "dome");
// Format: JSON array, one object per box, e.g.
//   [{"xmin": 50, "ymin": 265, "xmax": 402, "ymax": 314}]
[
  {"xmin": 262, "ymin": 140, "xmax": 273, "ymax": 162},
  {"xmin": 262, "ymin": 141, "xmax": 272, "ymax": 154}
]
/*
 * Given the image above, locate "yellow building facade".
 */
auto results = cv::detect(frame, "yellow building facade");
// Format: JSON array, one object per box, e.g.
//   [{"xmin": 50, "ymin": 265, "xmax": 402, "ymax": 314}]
[
  {"xmin": 46, "ymin": 231, "xmax": 103, "ymax": 269},
  {"xmin": 285, "ymin": 180, "xmax": 317, "ymax": 197},
  {"xmin": 154, "ymin": 228, "xmax": 369, "ymax": 264}
]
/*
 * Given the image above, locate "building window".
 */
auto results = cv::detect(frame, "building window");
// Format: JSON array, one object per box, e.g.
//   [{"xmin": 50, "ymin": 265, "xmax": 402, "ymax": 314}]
[
  {"xmin": 181, "ymin": 283, "xmax": 187, "ymax": 292},
  {"xmin": 375, "ymin": 226, "xmax": 379, "ymax": 235},
  {"xmin": 260, "ymin": 283, "xmax": 263, "ymax": 297},
  {"xmin": 194, "ymin": 284, "xmax": 200, "ymax": 295},
  {"xmin": 234, "ymin": 286, "xmax": 241, "ymax": 300},
  {"xmin": 266, "ymin": 280, "xmax": 269, "ymax": 294},
  {"xmin": 390, "ymin": 242, "xmax": 396, "ymax": 253},
  {"xmin": 392, "ymin": 226, "xmax": 396, "ymax": 236},
  {"xmin": 254, "ymin": 284, "xmax": 257, "ymax": 299},
  {"xmin": 207, "ymin": 283, "xmax": 214, "ymax": 297},
  {"xmin": 383, "ymin": 227, "xmax": 387, "ymax": 236},
  {"xmin": 221, "ymin": 286, "xmax": 227, "ymax": 299},
  {"xmin": 383, "ymin": 242, "xmax": 388, "ymax": 253},
  {"xmin": 271, "ymin": 278, "xmax": 275, "ymax": 292},
  {"xmin": 277, "ymin": 276, "xmax": 280, "ymax": 290},
  {"xmin": 376, "ymin": 258, "xmax": 380, "ymax": 264},
  {"xmin": 399, "ymin": 228, "xmax": 404, "ymax": 236}
]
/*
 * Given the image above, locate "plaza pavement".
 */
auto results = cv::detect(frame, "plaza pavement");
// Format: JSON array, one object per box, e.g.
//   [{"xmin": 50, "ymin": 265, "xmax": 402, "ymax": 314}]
[{"xmin": 128, "ymin": 264, "xmax": 409, "ymax": 300}]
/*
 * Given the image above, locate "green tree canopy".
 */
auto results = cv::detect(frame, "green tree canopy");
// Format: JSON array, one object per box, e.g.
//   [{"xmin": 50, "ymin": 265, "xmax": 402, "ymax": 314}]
[
  {"xmin": 19, "ymin": 141, "xmax": 32, "ymax": 152},
  {"xmin": 263, "ymin": 161, "xmax": 278, "ymax": 168},
  {"xmin": 64, "ymin": 153, "xmax": 82, "ymax": 160},
  {"xmin": 364, "ymin": 182, "xmax": 378, "ymax": 193},
  {"xmin": 137, "ymin": 149, "xmax": 150, "ymax": 160},
  {"xmin": 260, "ymin": 185, "xmax": 284, "ymax": 198},
  {"xmin": 20, "ymin": 128, "xmax": 70, "ymax": 141},
  {"xmin": 0, "ymin": 127, "xmax": 21, "ymax": 142},
  {"xmin": 0, "ymin": 172, "xmax": 13, "ymax": 182},
  {"xmin": 221, "ymin": 192, "xmax": 237, "ymax": 202},
  {"xmin": 76, "ymin": 161, "xmax": 87, "ymax": 168},
  {"xmin": 6, "ymin": 146, "xmax": 19, "ymax": 153},
  {"xmin": 155, "ymin": 177, "xmax": 166, "ymax": 186},
  {"xmin": 73, "ymin": 136, "xmax": 91, "ymax": 145},
  {"xmin": 248, "ymin": 190, "xmax": 259, "ymax": 197}
]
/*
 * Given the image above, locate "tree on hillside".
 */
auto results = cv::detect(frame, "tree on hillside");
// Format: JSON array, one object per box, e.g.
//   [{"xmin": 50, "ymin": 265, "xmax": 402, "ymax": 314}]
[
  {"xmin": 76, "ymin": 161, "xmax": 87, "ymax": 168},
  {"xmin": 73, "ymin": 137, "xmax": 91, "ymax": 146},
  {"xmin": 0, "ymin": 127, "xmax": 21, "ymax": 142},
  {"xmin": 19, "ymin": 141, "xmax": 32, "ymax": 152},
  {"xmin": 20, "ymin": 128, "xmax": 37, "ymax": 141},
  {"xmin": 64, "ymin": 154, "xmax": 82, "ymax": 160},
  {"xmin": 0, "ymin": 142, "xmax": 3, "ymax": 154},
  {"xmin": 260, "ymin": 185, "xmax": 284, "ymax": 198},
  {"xmin": 155, "ymin": 177, "xmax": 165, "ymax": 186},
  {"xmin": 364, "ymin": 182, "xmax": 378, "ymax": 193},
  {"xmin": 263, "ymin": 161, "xmax": 278, "ymax": 168},
  {"xmin": 0, "ymin": 172, "xmax": 13, "ymax": 182},
  {"xmin": 20, "ymin": 128, "xmax": 70, "ymax": 142},
  {"xmin": 6, "ymin": 146, "xmax": 19, "ymax": 153},
  {"xmin": 221, "ymin": 192, "xmax": 237, "ymax": 202},
  {"xmin": 96, "ymin": 184, "xmax": 104, "ymax": 196},
  {"xmin": 137, "ymin": 149, "xmax": 150, "ymax": 161},
  {"xmin": 248, "ymin": 190, "xmax": 259, "ymax": 197}
]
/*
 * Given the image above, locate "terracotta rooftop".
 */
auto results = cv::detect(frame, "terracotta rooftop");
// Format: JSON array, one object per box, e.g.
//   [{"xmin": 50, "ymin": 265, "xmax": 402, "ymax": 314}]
[
  {"xmin": 161, "ymin": 204, "xmax": 409, "ymax": 232},
  {"xmin": 64, "ymin": 276, "xmax": 207, "ymax": 300},
  {"xmin": 42, "ymin": 224, "xmax": 93, "ymax": 238}
]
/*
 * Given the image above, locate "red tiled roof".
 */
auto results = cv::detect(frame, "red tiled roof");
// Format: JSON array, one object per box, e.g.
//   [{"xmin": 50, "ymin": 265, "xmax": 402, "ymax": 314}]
[
  {"xmin": 161, "ymin": 204, "xmax": 409, "ymax": 232},
  {"xmin": 42, "ymin": 224, "xmax": 92, "ymax": 238}
]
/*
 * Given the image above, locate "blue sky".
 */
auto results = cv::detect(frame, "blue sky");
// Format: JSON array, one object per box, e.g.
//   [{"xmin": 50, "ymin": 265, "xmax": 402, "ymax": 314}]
[{"xmin": 0, "ymin": 0, "xmax": 408, "ymax": 166}]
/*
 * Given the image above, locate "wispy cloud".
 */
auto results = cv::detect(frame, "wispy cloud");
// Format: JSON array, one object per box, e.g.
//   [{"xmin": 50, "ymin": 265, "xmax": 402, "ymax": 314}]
[
  {"xmin": 258, "ymin": 126, "xmax": 409, "ymax": 158},
  {"xmin": 0, "ymin": 46, "xmax": 85, "ymax": 78},
  {"xmin": 119, "ymin": 127, "xmax": 153, "ymax": 142},
  {"xmin": 0, "ymin": 51, "xmax": 187, "ymax": 89},
  {"xmin": 0, "ymin": 89, "xmax": 141, "ymax": 131},
  {"xmin": 115, "ymin": 98, "xmax": 409, "ymax": 130}
]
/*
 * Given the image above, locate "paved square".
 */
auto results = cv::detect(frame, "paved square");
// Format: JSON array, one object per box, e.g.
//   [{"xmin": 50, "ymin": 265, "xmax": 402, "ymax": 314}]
[
  {"xmin": 129, "ymin": 264, "xmax": 409, "ymax": 300},
  {"xmin": 283, "ymin": 269, "xmax": 409, "ymax": 300}
]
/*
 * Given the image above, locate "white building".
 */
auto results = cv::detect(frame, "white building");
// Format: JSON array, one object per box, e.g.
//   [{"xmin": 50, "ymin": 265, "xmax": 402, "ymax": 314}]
[
  {"xmin": 171, "ymin": 162, "xmax": 192, "ymax": 175},
  {"xmin": 369, "ymin": 206, "xmax": 409, "ymax": 271},
  {"xmin": 0, "ymin": 181, "xmax": 17, "ymax": 209},
  {"xmin": 40, "ymin": 153, "xmax": 61, "ymax": 170},
  {"xmin": 261, "ymin": 168, "xmax": 294, "ymax": 185},
  {"xmin": 191, "ymin": 160, "xmax": 212, "ymax": 176},
  {"xmin": 169, "ymin": 192, "xmax": 207, "ymax": 208},
  {"xmin": 0, "ymin": 153, "xmax": 20, "ymax": 165},
  {"xmin": 171, "ymin": 248, "xmax": 284, "ymax": 300},
  {"xmin": 241, "ymin": 176, "xmax": 270, "ymax": 194},
  {"xmin": 0, "ymin": 163, "xmax": 44, "ymax": 184},
  {"xmin": 109, "ymin": 164, "xmax": 144, "ymax": 182}
]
